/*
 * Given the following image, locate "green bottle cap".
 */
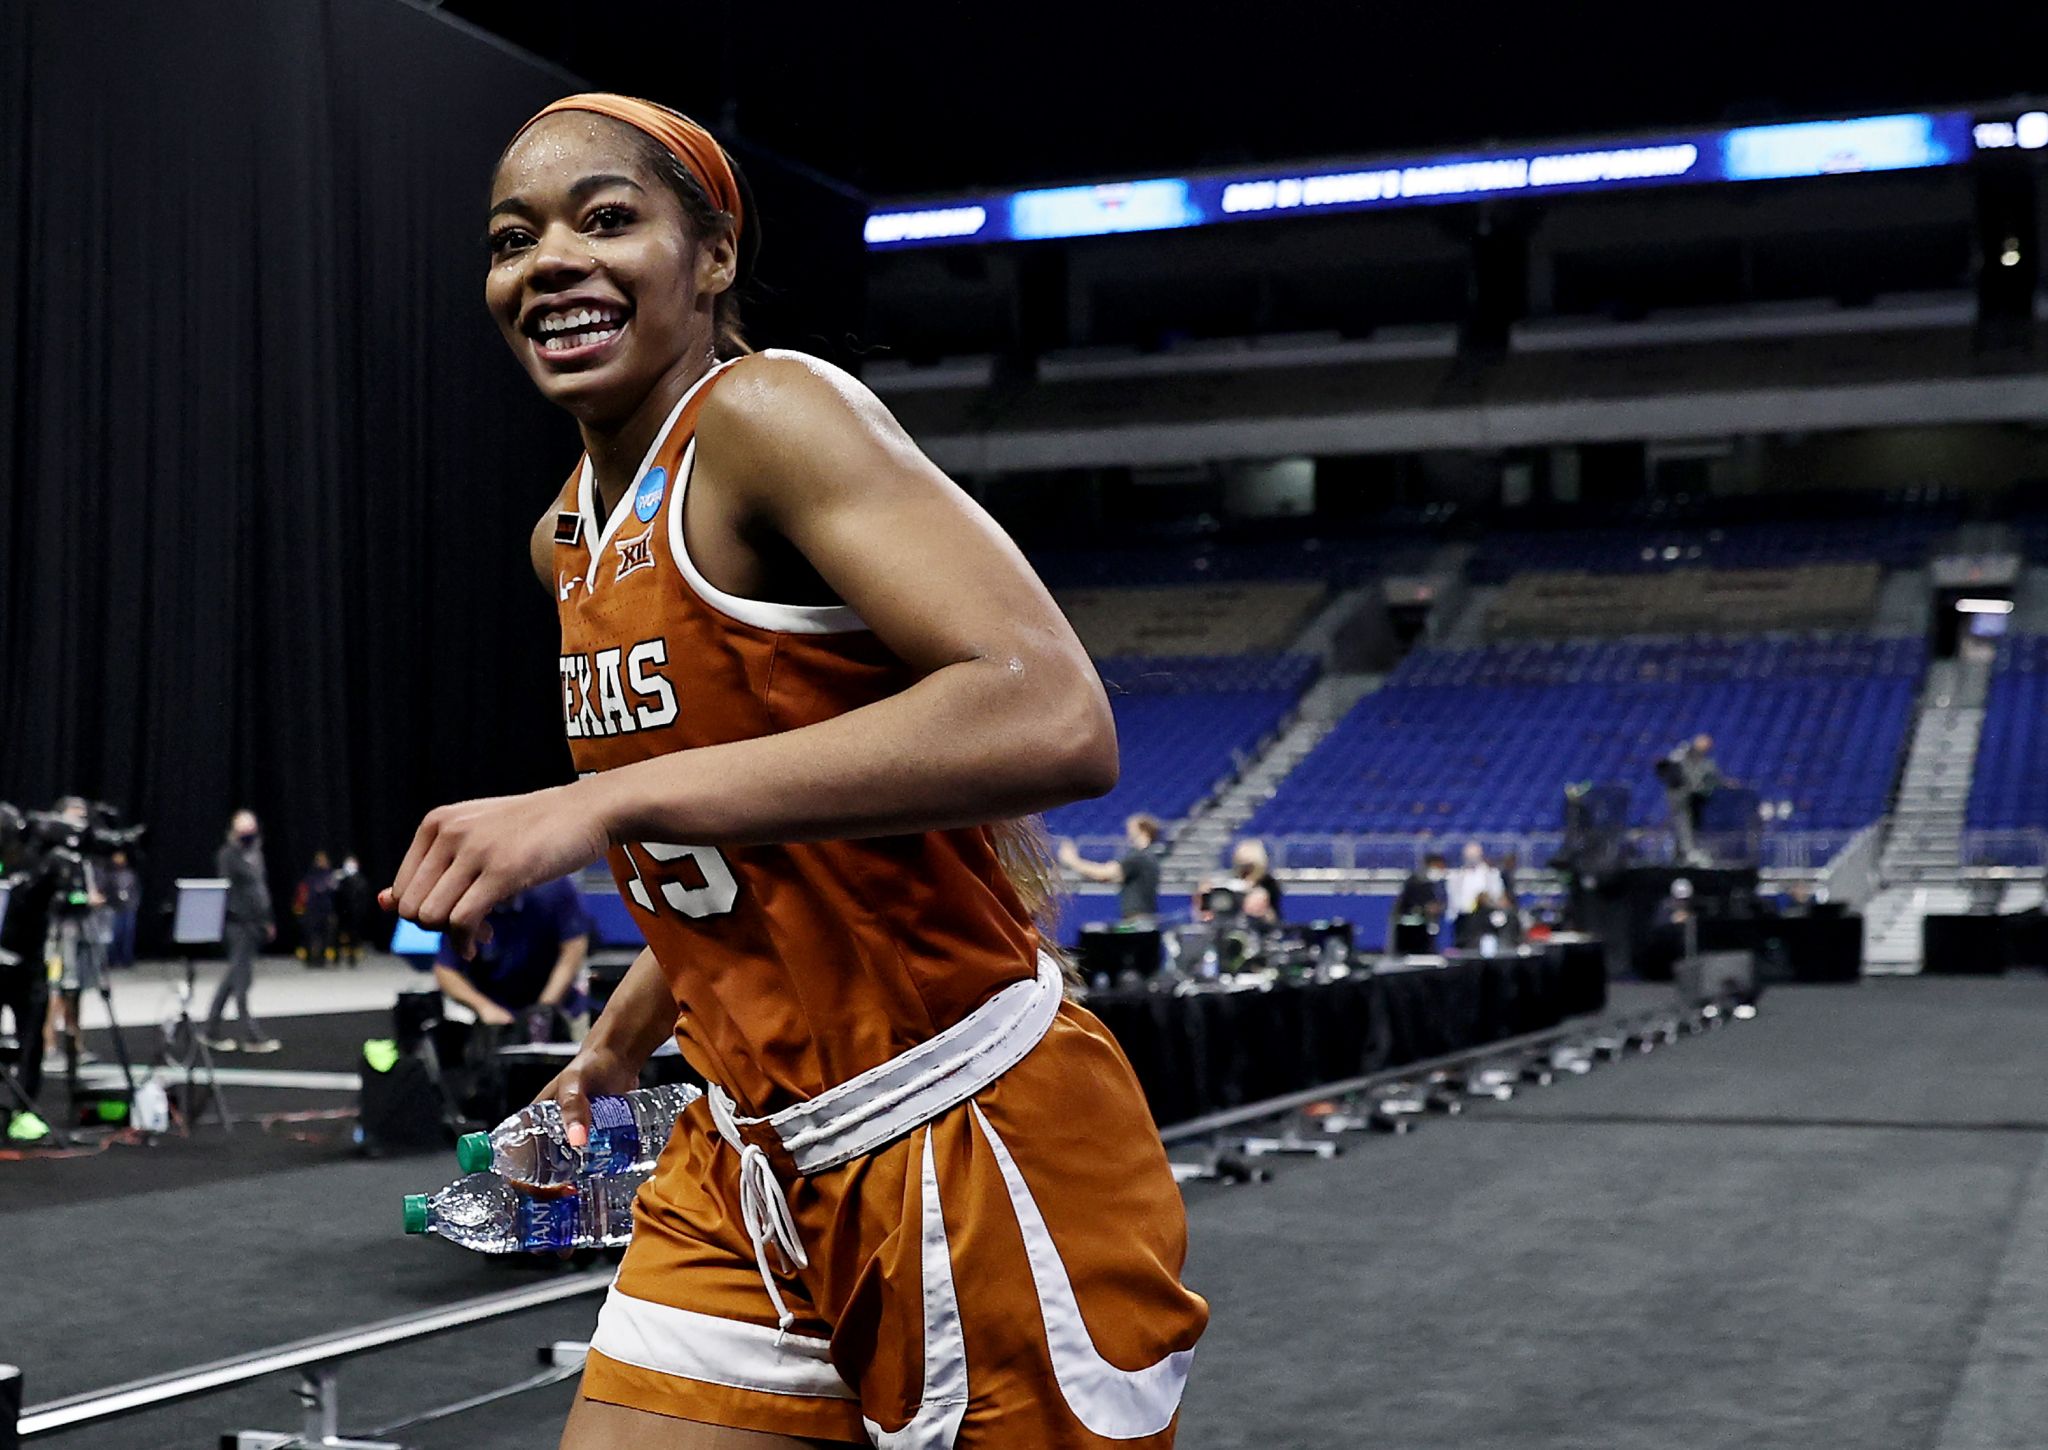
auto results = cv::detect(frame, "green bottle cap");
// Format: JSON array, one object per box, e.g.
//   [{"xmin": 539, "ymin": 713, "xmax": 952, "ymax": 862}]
[
  {"xmin": 402, "ymin": 1194, "xmax": 430, "ymax": 1235},
  {"xmin": 455, "ymin": 1132, "xmax": 492, "ymax": 1174}
]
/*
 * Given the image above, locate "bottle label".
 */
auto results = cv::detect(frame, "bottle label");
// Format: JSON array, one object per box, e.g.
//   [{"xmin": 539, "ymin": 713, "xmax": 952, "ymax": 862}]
[
  {"xmin": 585, "ymin": 1095, "xmax": 640, "ymax": 1175},
  {"xmin": 516, "ymin": 1193, "xmax": 579, "ymax": 1253}
]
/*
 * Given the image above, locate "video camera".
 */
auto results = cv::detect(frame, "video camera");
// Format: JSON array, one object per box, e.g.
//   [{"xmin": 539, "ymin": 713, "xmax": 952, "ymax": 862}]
[{"xmin": 0, "ymin": 798, "xmax": 145, "ymax": 912}]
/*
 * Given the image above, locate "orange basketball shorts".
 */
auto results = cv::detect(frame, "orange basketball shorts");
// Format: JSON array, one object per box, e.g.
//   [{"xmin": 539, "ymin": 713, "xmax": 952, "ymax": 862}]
[{"xmin": 579, "ymin": 1002, "xmax": 1209, "ymax": 1446}]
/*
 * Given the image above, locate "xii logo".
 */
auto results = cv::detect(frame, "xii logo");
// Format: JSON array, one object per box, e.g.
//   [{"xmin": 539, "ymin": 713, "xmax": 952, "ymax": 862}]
[{"xmin": 614, "ymin": 527, "xmax": 656, "ymax": 582}]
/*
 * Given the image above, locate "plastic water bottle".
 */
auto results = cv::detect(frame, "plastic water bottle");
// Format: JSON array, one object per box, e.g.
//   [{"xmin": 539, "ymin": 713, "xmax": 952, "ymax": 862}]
[
  {"xmin": 455, "ymin": 1083, "xmax": 702, "ymax": 1186},
  {"xmin": 402, "ymin": 1171, "xmax": 646, "ymax": 1253},
  {"xmin": 132, "ymin": 1079, "xmax": 171, "ymax": 1134}
]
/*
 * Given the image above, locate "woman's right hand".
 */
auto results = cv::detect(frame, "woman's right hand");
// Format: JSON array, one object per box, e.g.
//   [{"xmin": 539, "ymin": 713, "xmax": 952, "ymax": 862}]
[{"xmin": 532, "ymin": 1038, "xmax": 644, "ymax": 1150}]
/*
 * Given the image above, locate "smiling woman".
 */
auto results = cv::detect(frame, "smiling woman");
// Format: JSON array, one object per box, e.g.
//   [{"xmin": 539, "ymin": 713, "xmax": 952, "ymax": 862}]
[{"xmin": 383, "ymin": 93, "xmax": 1207, "ymax": 1450}]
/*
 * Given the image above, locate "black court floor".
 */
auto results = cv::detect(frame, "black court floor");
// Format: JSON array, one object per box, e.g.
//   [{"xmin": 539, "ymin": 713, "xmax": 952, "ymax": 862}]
[{"xmin": 6, "ymin": 976, "xmax": 2046, "ymax": 1450}]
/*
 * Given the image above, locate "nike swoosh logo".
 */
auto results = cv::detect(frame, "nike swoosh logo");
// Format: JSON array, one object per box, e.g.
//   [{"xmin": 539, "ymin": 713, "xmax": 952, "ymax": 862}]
[
  {"xmin": 864, "ymin": 1128, "xmax": 969, "ymax": 1449},
  {"xmin": 971, "ymin": 1104, "xmax": 1194, "ymax": 1440},
  {"xmin": 558, "ymin": 576, "xmax": 582, "ymax": 601}
]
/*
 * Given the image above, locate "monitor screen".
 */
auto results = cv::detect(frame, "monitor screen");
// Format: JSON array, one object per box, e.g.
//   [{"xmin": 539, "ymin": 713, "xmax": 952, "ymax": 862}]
[
  {"xmin": 389, "ymin": 918, "xmax": 443, "ymax": 958},
  {"xmin": 172, "ymin": 878, "xmax": 230, "ymax": 946}
]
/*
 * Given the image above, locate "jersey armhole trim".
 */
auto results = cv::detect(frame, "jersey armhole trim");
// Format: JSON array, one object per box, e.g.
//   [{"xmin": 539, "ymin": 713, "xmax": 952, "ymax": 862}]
[{"xmin": 666, "ymin": 436, "xmax": 870, "ymax": 636}]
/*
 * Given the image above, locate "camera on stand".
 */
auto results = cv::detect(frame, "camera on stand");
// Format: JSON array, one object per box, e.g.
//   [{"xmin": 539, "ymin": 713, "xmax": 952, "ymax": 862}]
[
  {"xmin": 4, "ymin": 798, "xmax": 147, "ymax": 913},
  {"xmin": 0, "ymin": 796, "xmax": 148, "ymax": 1123}
]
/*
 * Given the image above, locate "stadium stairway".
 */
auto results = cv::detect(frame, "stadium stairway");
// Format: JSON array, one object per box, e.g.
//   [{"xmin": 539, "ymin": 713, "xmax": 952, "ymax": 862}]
[
  {"xmin": 1879, "ymin": 656, "xmax": 1988, "ymax": 881},
  {"xmin": 1866, "ymin": 655, "xmax": 1991, "ymax": 971},
  {"xmin": 1149, "ymin": 582, "xmax": 1394, "ymax": 886},
  {"xmin": 1863, "ymin": 883, "xmax": 1973, "ymax": 973},
  {"xmin": 1161, "ymin": 671, "xmax": 1383, "ymax": 891}
]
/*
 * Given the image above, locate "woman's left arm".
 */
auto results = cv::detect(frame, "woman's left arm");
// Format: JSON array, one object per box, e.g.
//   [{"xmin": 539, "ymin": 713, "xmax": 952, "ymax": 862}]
[{"xmin": 388, "ymin": 354, "xmax": 1116, "ymax": 945}]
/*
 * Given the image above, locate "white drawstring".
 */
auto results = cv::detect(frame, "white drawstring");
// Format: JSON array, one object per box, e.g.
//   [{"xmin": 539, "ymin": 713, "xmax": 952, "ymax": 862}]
[
  {"xmin": 737, "ymin": 1143, "xmax": 810, "ymax": 1343},
  {"xmin": 710, "ymin": 1086, "xmax": 811, "ymax": 1343}
]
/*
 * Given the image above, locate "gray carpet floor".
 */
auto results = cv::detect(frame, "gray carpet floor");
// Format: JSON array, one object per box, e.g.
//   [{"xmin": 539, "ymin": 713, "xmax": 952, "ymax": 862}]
[{"xmin": 8, "ymin": 977, "xmax": 2047, "ymax": 1449}]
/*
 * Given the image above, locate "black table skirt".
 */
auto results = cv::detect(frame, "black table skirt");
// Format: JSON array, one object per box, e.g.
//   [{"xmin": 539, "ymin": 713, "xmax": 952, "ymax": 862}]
[
  {"xmin": 485, "ymin": 943, "xmax": 1607, "ymax": 1135},
  {"xmin": 1085, "ymin": 944, "xmax": 1607, "ymax": 1130}
]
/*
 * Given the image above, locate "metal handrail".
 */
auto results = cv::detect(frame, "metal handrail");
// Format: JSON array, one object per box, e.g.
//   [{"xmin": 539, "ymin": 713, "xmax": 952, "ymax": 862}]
[
  {"xmin": 1958, "ymin": 828, "xmax": 2048, "ymax": 871},
  {"xmin": 16, "ymin": 1270, "xmax": 611, "ymax": 1439},
  {"xmin": 1250, "ymin": 828, "xmax": 1850, "ymax": 875}
]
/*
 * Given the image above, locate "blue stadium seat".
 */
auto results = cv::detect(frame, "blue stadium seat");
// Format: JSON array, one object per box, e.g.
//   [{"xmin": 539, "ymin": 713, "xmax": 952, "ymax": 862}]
[
  {"xmin": 1968, "ymin": 636, "xmax": 2048, "ymax": 863},
  {"xmin": 1042, "ymin": 653, "xmax": 1318, "ymax": 838},
  {"xmin": 1248, "ymin": 634, "xmax": 1922, "ymax": 842}
]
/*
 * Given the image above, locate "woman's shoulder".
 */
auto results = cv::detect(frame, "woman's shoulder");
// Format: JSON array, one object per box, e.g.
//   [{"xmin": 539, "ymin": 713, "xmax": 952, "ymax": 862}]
[
  {"xmin": 704, "ymin": 349, "xmax": 875, "ymax": 430},
  {"xmin": 698, "ymin": 349, "xmax": 903, "ymax": 491}
]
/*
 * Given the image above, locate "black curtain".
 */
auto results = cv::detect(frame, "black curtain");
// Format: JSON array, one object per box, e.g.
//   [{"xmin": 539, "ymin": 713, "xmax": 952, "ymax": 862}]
[{"xmin": 0, "ymin": 1, "xmax": 593, "ymax": 941}]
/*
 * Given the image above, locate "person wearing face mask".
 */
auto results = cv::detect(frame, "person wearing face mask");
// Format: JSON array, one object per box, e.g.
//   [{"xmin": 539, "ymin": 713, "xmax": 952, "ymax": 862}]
[
  {"xmin": 1394, "ymin": 851, "xmax": 1449, "ymax": 953},
  {"xmin": 1445, "ymin": 840, "xmax": 1506, "ymax": 943},
  {"xmin": 205, "ymin": 809, "xmax": 280, "ymax": 1053}
]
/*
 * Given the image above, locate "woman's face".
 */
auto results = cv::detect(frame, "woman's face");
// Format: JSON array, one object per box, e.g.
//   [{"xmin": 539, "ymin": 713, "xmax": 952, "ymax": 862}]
[{"xmin": 485, "ymin": 115, "xmax": 730, "ymax": 425}]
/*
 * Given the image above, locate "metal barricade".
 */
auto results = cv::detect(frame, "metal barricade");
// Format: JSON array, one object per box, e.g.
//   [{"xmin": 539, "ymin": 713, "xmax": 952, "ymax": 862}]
[{"xmin": 14, "ymin": 1271, "xmax": 610, "ymax": 1445}]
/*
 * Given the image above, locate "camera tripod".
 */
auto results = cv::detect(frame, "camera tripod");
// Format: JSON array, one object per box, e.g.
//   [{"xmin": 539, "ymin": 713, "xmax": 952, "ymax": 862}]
[
  {"xmin": 160, "ymin": 952, "xmax": 231, "ymax": 1133},
  {"xmin": 49, "ymin": 909, "xmax": 141, "ymax": 1112}
]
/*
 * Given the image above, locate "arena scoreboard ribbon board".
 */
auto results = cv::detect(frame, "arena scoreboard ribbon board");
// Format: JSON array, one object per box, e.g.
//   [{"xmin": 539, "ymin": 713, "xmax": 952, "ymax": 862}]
[{"xmin": 864, "ymin": 108, "xmax": 2031, "ymax": 250}]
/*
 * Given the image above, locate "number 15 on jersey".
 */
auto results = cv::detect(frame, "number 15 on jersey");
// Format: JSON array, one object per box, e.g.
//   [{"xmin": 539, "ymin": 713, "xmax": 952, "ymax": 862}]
[{"xmin": 621, "ymin": 841, "xmax": 738, "ymax": 920}]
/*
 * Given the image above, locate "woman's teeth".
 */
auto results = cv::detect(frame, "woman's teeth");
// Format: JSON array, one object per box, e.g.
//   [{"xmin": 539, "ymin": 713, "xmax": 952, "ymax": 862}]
[
  {"xmin": 541, "ymin": 324, "xmax": 620, "ymax": 352},
  {"xmin": 535, "ymin": 308, "xmax": 625, "ymax": 352}
]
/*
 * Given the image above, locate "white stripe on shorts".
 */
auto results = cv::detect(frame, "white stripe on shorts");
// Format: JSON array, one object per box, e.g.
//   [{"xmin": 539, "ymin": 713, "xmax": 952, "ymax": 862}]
[{"xmin": 590, "ymin": 1285, "xmax": 858, "ymax": 1401}]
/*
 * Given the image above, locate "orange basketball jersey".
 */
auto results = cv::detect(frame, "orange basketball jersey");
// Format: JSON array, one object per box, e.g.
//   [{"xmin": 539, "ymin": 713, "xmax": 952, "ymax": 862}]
[{"xmin": 551, "ymin": 358, "xmax": 1040, "ymax": 1115}]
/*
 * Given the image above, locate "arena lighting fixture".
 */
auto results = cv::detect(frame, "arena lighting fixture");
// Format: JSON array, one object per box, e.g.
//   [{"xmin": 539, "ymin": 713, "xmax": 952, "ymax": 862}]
[
  {"xmin": 865, "ymin": 109, "xmax": 1991, "ymax": 250},
  {"xmin": 1956, "ymin": 598, "xmax": 2016, "ymax": 614}
]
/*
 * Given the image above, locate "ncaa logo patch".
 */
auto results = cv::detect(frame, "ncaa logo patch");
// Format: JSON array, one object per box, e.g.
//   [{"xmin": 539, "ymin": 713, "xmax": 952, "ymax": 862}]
[
  {"xmin": 614, "ymin": 527, "xmax": 656, "ymax": 582},
  {"xmin": 634, "ymin": 466, "xmax": 668, "ymax": 523}
]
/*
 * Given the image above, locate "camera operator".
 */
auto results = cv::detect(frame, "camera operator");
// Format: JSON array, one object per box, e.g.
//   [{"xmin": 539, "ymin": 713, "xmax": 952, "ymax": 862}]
[
  {"xmin": 1659, "ymin": 734, "xmax": 1724, "ymax": 866},
  {"xmin": 36, "ymin": 797, "xmax": 110, "ymax": 1066},
  {"xmin": 1, "ymin": 818, "xmax": 58, "ymax": 1136},
  {"xmin": 205, "ymin": 809, "xmax": 280, "ymax": 1053}
]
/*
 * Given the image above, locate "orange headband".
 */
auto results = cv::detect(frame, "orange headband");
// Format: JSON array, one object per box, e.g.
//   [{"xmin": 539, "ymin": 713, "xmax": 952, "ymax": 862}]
[{"xmin": 518, "ymin": 93, "xmax": 744, "ymax": 243}]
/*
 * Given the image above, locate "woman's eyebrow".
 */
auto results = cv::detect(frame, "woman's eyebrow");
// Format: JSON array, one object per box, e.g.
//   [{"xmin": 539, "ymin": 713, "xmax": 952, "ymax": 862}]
[
  {"xmin": 488, "ymin": 173, "xmax": 646, "ymax": 222},
  {"xmin": 569, "ymin": 173, "xmax": 646, "ymax": 201}
]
